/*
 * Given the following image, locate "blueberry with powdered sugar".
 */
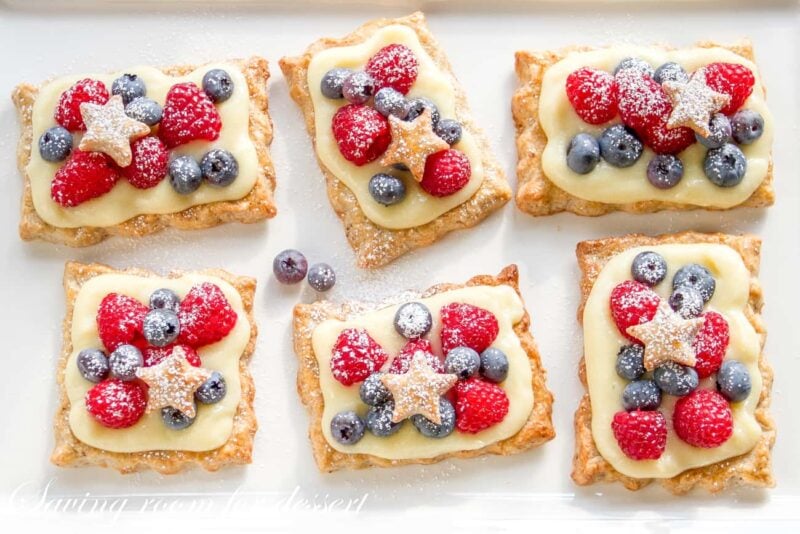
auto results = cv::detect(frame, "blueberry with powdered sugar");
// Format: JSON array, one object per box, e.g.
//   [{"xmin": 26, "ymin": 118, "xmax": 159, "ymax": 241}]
[
  {"xmin": 76, "ymin": 348, "xmax": 109, "ymax": 383},
  {"xmin": 320, "ymin": 68, "xmax": 352, "ymax": 99},
  {"xmin": 704, "ymin": 143, "xmax": 746, "ymax": 187},
  {"xmin": 195, "ymin": 371, "xmax": 227, "ymax": 404},
  {"xmin": 411, "ymin": 398, "xmax": 455, "ymax": 438},
  {"xmin": 599, "ymin": 124, "xmax": 642, "ymax": 168},
  {"xmin": 434, "ymin": 118, "xmax": 462, "ymax": 146},
  {"xmin": 406, "ymin": 97, "xmax": 440, "ymax": 125},
  {"xmin": 622, "ymin": 379, "xmax": 662, "ymax": 411},
  {"xmin": 342, "ymin": 71, "xmax": 375, "ymax": 104},
  {"xmin": 369, "ymin": 173, "xmax": 406, "ymax": 206},
  {"xmin": 673, "ymin": 263, "xmax": 716, "ymax": 303},
  {"xmin": 613, "ymin": 57, "xmax": 654, "ymax": 78},
  {"xmin": 615, "ymin": 344, "xmax": 645, "ymax": 381},
  {"xmin": 653, "ymin": 62, "xmax": 689, "ymax": 84},
  {"xmin": 566, "ymin": 133, "xmax": 600, "ymax": 174},
  {"xmin": 108, "ymin": 344, "xmax": 143, "ymax": 381},
  {"xmin": 143, "ymin": 308, "xmax": 181, "ymax": 347},
  {"xmin": 125, "ymin": 97, "xmax": 162, "ymax": 126},
  {"xmin": 330, "ymin": 410, "xmax": 366, "ymax": 445},
  {"xmin": 669, "ymin": 285, "xmax": 704, "ymax": 319},
  {"xmin": 169, "ymin": 155, "xmax": 203, "ymax": 194},
  {"xmin": 161, "ymin": 406, "xmax": 196, "ymax": 430},
  {"xmin": 307, "ymin": 263, "xmax": 336, "ymax": 292},
  {"xmin": 654, "ymin": 361, "xmax": 698, "ymax": 397},
  {"xmin": 373, "ymin": 87, "xmax": 409, "ymax": 119},
  {"xmin": 201, "ymin": 149, "xmax": 239, "ymax": 187},
  {"xmin": 716, "ymin": 360, "xmax": 751, "ymax": 402},
  {"xmin": 647, "ymin": 154, "xmax": 684, "ymax": 189},
  {"xmin": 731, "ymin": 109, "xmax": 764, "ymax": 145},
  {"xmin": 111, "ymin": 73, "xmax": 146, "ymax": 105},
  {"xmin": 393, "ymin": 301, "xmax": 432, "ymax": 339},
  {"xmin": 359, "ymin": 372, "xmax": 391, "ymax": 406},
  {"xmin": 365, "ymin": 402, "xmax": 402, "ymax": 437},
  {"xmin": 444, "ymin": 346, "xmax": 480, "ymax": 380},
  {"xmin": 631, "ymin": 251, "xmax": 667, "ymax": 286},
  {"xmin": 696, "ymin": 113, "xmax": 732, "ymax": 149},
  {"xmin": 202, "ymin": 69, "xmax": 234, "ymax": 103},
  {"xmin": 479, "ymin": 347, "xmax": 509, "ymax": 383},
  {"xmin": 38, "ymin": 126, "xmax": 73, "ymax": 162},
  {"xmin": 149, "ymin": 288, "xmax": 181, "ymax": 312}
]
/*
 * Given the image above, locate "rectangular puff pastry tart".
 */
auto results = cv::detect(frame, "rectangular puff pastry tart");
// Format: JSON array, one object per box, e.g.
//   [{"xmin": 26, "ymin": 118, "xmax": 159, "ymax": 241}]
[
  {"xmin": 52, "ymin": 261, "xmax": 257, "ymax": 474},
  {"xmin": 292, "ymin": 265, "xmax": 554, "ymax": 472},
  {"xmin": 280, "ymin": 12, "xmax": 511, "ymax": 269},
  {"xmin": 513, "ymin": 41, "xmax": 774, "ymax": 216},
  {"xmin": 12, "ymin": 57, "xmax": 276, "ymax": 246},
  {"xmin": 573, "ymin": 232, "xmax": 774, "ymax": 493}
]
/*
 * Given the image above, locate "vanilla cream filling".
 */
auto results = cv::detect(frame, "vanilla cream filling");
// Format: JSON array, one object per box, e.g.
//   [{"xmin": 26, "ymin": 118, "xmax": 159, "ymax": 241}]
[
  {"xmin": 28, "ymin": 63, "xmax": 259, "ymax": 228},
  {"xmin": 312, "ymin": 285, "xmax": 533, "ymax": 460},
  {"xmin": 539, "ymin": 47, "xmax": 773, "ymax": 207},
  {"xmin": 583, "ymin": 244, "xmax": 762, "ymax": 478},
  {"xmin": 65, "ymin": 273, "xmax": 250, "ymax": 453},
  {"xmin": 307, "ymin": 25, "xmax": 485, "ymax": 230}
]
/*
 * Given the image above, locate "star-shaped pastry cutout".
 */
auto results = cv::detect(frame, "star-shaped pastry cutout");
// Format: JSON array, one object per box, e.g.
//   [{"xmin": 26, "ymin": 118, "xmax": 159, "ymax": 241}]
[
  {"xmin": 379, "ymin": 109, "xmax": 449, "ymax": 181},
  {"xmin": 380, "ymin": 352, "xmax": 457, "ymax": 424},
  {"xmin": 135, "ymin": 346, "xmax": 212, "ymax": 418},
  {"xmin": 626, "ymin": 301, "xmax": 706, "ymax": 371},
  {"xmin": 662, "ymin": 70, "xmax": 730, "ymax": 137},
  {"xmin": 79, "ymin": 94, "xmax": 150, "ymax": 167}
]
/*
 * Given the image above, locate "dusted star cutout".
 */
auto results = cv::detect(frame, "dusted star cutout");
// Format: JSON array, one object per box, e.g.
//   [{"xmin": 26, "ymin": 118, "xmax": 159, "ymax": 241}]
[
  {"xmin": 379, "ymin": 108, "xmax": 449, "ymax": 181},
  {"xmin": 626, "ymin": 301, "xmax": 706, "ymax": 371},
  {"xmin": 380, "ymin": 352, "xmax": 457, "ymax": 424},
  {"xmin": 135, "ymin": 346, "xmax": 212, "ymax": 418},
  {"xmin": 79, "ymin": 94, "xmax": 150, "ymax": 167},
  {"xmin": 662, "ymin": 70, "xmax": 730, "ymax": 137}
]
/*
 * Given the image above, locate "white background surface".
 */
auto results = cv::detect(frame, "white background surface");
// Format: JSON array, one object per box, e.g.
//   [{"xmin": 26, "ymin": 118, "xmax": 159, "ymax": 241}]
[{"xmin": 0, "ymin": 1, "xmax": 799, "ymax": 531}]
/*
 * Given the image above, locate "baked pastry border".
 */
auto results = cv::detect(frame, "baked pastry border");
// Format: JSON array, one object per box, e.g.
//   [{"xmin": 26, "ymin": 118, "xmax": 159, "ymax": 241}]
[
  {"xmin": 279, "ymin": 11, "xmax": 511, "ymax": 269},
  {"xmin": 12, "ymin": 56, "xmax": 277, "ymax": 247},
  {"xmin": 292, "ymin": 264, "xmax": 555, "ymax": 472},
  {"xmin": 51, "ymin": 261, "xmax": 258, "ymax": 474},
  {"xmin": 572, "ymin": 231, "xmax": 775, "ymax": 493},
  {"xmin": 512, "ymin": 41, "xmax": 775, "ymax": 216}
]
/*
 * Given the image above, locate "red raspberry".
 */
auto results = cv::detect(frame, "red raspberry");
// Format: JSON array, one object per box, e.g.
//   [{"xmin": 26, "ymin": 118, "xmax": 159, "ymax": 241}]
[
  {"xmin": 159, "ymin": 83, "xmax": 222, "ymax": 148},
  {"xmin": 611, "ymin": 410, "xmax": 667, "ymax": 460},
  {"xmin": 609, "ymin": 280, "xmax": 660, "ymax": 342},
  {"xmin": 703, "ymin": 62, "xmax": 755, "ymax": 115},
  {"xmin": 692, "ymin": 311, "xmax": 730, "ymax": 378},
  {"xmin": 50, "ymin": 150, "xmax": 119, "ymax": 207},
  {"xmin": 420, "ymin": 149, "xmax": 471, "ymax": 197},
  {"xmin": 365, "ymin": 44, "xmax": 419, "ymax": 95},
  {"xmin": 330, "ymin": 328, "xmax": 389, "ymax": 386},
  {"xmin": 389, "ymin": 339, "xmax": 443, "ymax": 374},
  {"xmin": 85, "ymin": 379, "xmax": 147, "ymax": 429},
  {"xmin": 123, "ymin": 136, "xmax": 168, "ymax": 189},
  {"xmin": 55, "ymin": 78, "xmax": 109, "ymax": 131},
  {"xmin": 96, "ymin": 293, "xmax": 148, "ymax": 352},
  {"xmin": 440, "ymin": 302, "xmax": 499, "ymax": 356},
  {"xmin": 640, "ymin": 120, "xmax": 696, "ymax": 155},
  {"xmin": 673, "ymin": 389, "xmax": 733, "ymax": 448},
  {"xmin": 565, "ymin": 67, "xmax": 618, "ymax": 125},
  {"xmin": 454, "ymin": 377, "xmax": 509, "ymax": 433},
  {"xmin": 177, "ymin": 283, "xmax": 238, "ymax": 347},
  {"xmin": 331, "ymin": 104, "xmax": 390, "ymax": 166},
  {"xmin": 142, "ymin": 344, "xmax": 201, "ymax": 367}
]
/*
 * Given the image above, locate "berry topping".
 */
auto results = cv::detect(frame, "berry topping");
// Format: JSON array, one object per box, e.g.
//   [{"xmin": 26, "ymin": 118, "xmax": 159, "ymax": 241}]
[
  {"xmin": 393, "ymin": 302, "xmax": 433, "ymax": 340},
  {"xmin": 614, "ymin": 57, "xmax": 654, "ymax": 78},
  {"xmin": 703, "ymin": 62, "xmax": 755, "ymax": 115},
  {"xmin": 622, "ymin": 379, "xmax": 662, "ymax": 411},
  {"xmin": 366, "ymin": 402, "xmax": 403, "ymax": 437},
  {"xmin": 108, "ymin": 344, "xmax": 143, "ymax": 381},
  {"xmin": 365, "ymin": 44, "xmax": 419, "ymax": 95},
  {"xmin": 730, "ymin": 109, "xmax": 764, "ymax": 145},
  {"xmin": 615, "ymin": 344, "xmax": 645, "ymax": 381},
  {"xmin": 142, "ymin": 309, "xmax": 181, "ymax": 347},
  {"xmin": 653, "ymin": 62, "xmax": 689, "ymax": 84},
  {"xmin": 125, "ymin": 97, "xmax": 162, "ymax": 126},
  {"xmin": 177, "ymin": 283, "xmax": 238, "ymax": 347},
  {"xmin": 673, "ymin": 263, "xmax": 716, "ymax": 303},
  {"xmin": 369, "ymin": 173, "xmax": 406, "ymax": 206},
  {"xmin": 202, "ymin": 69, "xmax": 234, "ymax": 103},
  {"xmin": 609, "ymin": 280, "xmax": 660, "ymax": 341},
  {"xmin": 646, "ymin": 154, "xmax": 684, "ymax": 189},
  {"xmin": 654, "ymin": 361, "xmax": 699, "ymax": 397},
  {"xmin": 440, "ymin": 302, "xmax": 499, "ymax": 355},
  {"xmin": 195, "ymin": 371, "xmax": 227, "ymax": 404},
  {"xmin": 330, "ymin": 328, "xmax": 389, "ymax": 386},
  {"xmin": 161, "ymin": 406, "xmax": 196, "ymax": 430},
  {"xmin": 420, "ymin": 149, "xmax": 471, "ymax": 197},
  {"xmin": 149, "ymin": 288, "xmax": 181, "ymax": 313},
  {"xmin": 331, "ymin": 410, "xmax": 367, "ymax": 444},
  {"xmin": 159, "ymin": 82, "xmax": 222, "ymax": 148},
  {"xmin": 673, "ymin": 389, "xmax": 733, "ymax": 448},
  {"xmin": 38, "ymin": 126, "xmax": 73, "ymax": 162},
  {"xmin": 389, "ymin": 339, "xmax": 443, "ymax": 374},
  {"xmin": 412, "ymin": 398, "xmax": 456, "ymax": 439},
  {"xmin": 85, "ymin": 379, "xmax": 147, "ymax": 429},
  {"xmin": 444, "ymin": 346, "xmax": 481, "ymax": 380},
  {"xmin": 168, "ymin": 155, "xmax": 203, "ymax": 195},
  {"xmin": 631, "ymin": 251, "xmax": 667, "ymax": 287},
  {"xmin": 565, "ymin": 67, "xmax": 618, "ymax": 125},
  {"xmin": 692, "ymin": 311, "xmax": 730, "ymax": 378},
  {"xmin": 611, "ymin": 410, "xmax": 667, "ymax": 460},
  {"xmin": 406, "ymin": 97, "xmax": 440, "ymax": 124},
  {"xmin": 668, "ymin": 285, "xmax": 704, "ymax": 319},
  {"xmin": 76, "ymin": 348, "xmax": 109, "ymax": 383},
  {"xmin": 142, "ymin": 344, "xmax": 201, "ymax": 367},
  {"xmin": 704, "ymin": 143, "xmax": 747, "ymax": 187},
  {"xmin": 434, "ymin": 118, "xmax": 463, "ymax": 146},
  {"xmin": 55, "ymin": 78, "xmax": 109, "ymax": 131},
  {"xmin": 111, "ymin": 74, "xmax": 146, "ymax": 106},
  {"xmin": 479, "ymin": 348, "xmax": 509, "ymax": 384},
  {"xmin": 320, "ymin": 68, "xmax": 353, "ymax": 100},
  {"xmin": 123, "ymin": 136, "xmax": 168, "ymax": 189},
  {"xmin": 273, "ymin": 249, "xmax": 309, "ymax": 285},
  {"xmin": 566, "ymin": 133, "xmax": 600, "ymax": 174},
  {"xmin": 51, "ymin": 150, "xmax": 119, "ymax": 207},
  {"xmin": 696, "ymin": 113, "xmax": 732, "ymax": 149},
  {"xmin": 359, "ymin": 372, "xmax": 391, "ymax": 406},
  {"xmin": 716, "ymin": 360, "xmax": 752, "ymax": 403},
  {"xmin": 201, "ymin": 149, "xmax": 239, "ymax": 187},
  {"xmin": 373, "ymin": 87, "xmax": 410, "ymax": 119},
  {"xmin": 96, "ymin": 292, "xmax": 148, "ymax": 352},
  {"xmin": 454, "ymin": 377, "xmax": 509, "ymax": 434},
  {"xmin": 307, "ymin": 263, "xmax": 336, "ymax": 292},
  {"xmin": 342, "ymin": 71, "xmax": 375, "ymax": 104},
  {"xmin": 598, "ymin": 125, "xmax": 643, "ymax": 168},
  {"xmin": 331, "ymin": 104, "xmax": 391, "ymax": 166}
]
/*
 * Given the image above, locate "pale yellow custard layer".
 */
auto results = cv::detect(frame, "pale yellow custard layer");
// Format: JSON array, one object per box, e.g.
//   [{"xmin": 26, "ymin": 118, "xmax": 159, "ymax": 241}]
[
  {"xmin": 307, "ymin": 25, "xmax": 485, "ymax": 230},
  {"xmin": 28, "ymin": 63, "xmax": 259, "ymax": 228},
  {"xmin": 65, "ymin": 273, "xmax": 250, "ymax": 453},
  {"xmin": 312, "ymin": 285, "xmax": 533, "ymax": 459},
  {"xmin": 583, "ymin": 244, "xmax": 761, "ymax": 478},
  {"xmin": 539, "ymin": 47, "xmax": 773, "ymax": 207}
]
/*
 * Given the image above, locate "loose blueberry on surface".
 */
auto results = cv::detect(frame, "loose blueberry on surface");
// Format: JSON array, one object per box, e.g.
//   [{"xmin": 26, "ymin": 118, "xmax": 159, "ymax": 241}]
[
  {"xmin": 125, "ymin": 97, "xmax": 163, "ymax": 126},
  {"xmin": 479, "ymin": 347, "xmax": 509, "ymax": 383},
  {"xmin": 673, "ymin": 263, "xmax": 716, "ymax": 303},
  {"xmin": 142, "ymin": 309, "xmax": 181, "ymax": 347},
  {"xmin": 201, "ymin": 149, "xmax": 239, "ymax": 187},
  {"xmin": 647, "ymin": 154, "xmax": 684, "ymax": 189},
  {"xmin": 307, "ymin": 263, "xmax": 336, "ymax": 292},
  {"xmin": 566, "ymin": 133, "xmax": 600, "ymax": 174},
  {"xmin": 111, "ymin": 73, "xmax": 146, "ymax": 105},
  {"xmin": 202, "ymin": 69, "xmax": 234, "ymax": 103},
  {"xmin": 273, "ymin": 249, "xmax": 309, "ymax": 285},
  {"xmin": 330, "ymin": 410, "xmax": 366, "ymax": 445},
  {"xmin": 615, "ymin": 344, "xmax": 645, "ymax": 381},
  {"xmin": 653, "ymin": 361, "xmax": 699, "ymax": 397},
  {"xmin": 405, "ymin": 97, "xmax": 440, "ymax": 124},
  {"xmin": 669, "ymin": 285, "xmax": 705, "ymax": 319},
  {"xmin": 631, "ymin": 251, "xmax": 668, "ymax": 287},
  {"xmin": 393, "ymin": 302, "xmax": 433, "ymax": 339},
  {"xmin": 613, "ymin": 57, "xmax": 654, "ymax": 77},
  {"xmin": 359, "ymin": 372, "xmax": 391, "ymax": 407},
  {"xmin": 342, "ymin": 71, "xmax": 375, "ymax": 104},
  {"xmin": 444, "ymin": 346, "xmax": 481, "ymax": 380},
  {"xmin": 696, "ymin": 113, "xmax": 732, "ymax": 149},
  {"xmin": 76, "ymin": 348, "xmax": 109, "ymax": 383},
  {"xmin": 730, "ymin": 109, "xmax": 764, "ymax": 145},
  {"xmin": 716, "ymin": 360, "xmax": 752, "ymax": 402},
  {"xmin": 320, "ymin": 68, "xmax": 352, "ymax": 99},
  {"xmin": 622, "ymin": 379, "xmax": 662, "ymax": 411},
  {"xmin": 108, "ymin": 344, "xmax": 143, "ymax": 381},
  {"xmin": 38, "ymin": 126, "xmax": 73, "ymax": 162},
  {"xmin": 195, "ymin": 371, "xmax": 227, "ymax": 404},
  {"xmin": 161, "ymin": 406, "xmax": 196, "ymax": 430},
  {"xmin": 434, "ymin": 118, "xmax": 463, "ymax": 146},
  {"xmin": 365, "ymin": 402, "xmax": 402, "ymax": 437},
  {"xmin": 704, "ymin": 143, "xmax": 747, "ymax": 187},
  {"xmin": 599, "ymin": 125, "xmax": 643, "ymax": 168},
  {"xmin": 373, "ymin": 87, "xmax": 409, "ymax": 119},
  {"xmin": 149, "ymin": 288, "xmax": 181, "ymax": 312},
  {"xmin": 368, "ymin": 173, "xmax": 406, "ymax": 206},
  {"xmin": 168, "ymin": 155, "xmax": 203, "ymax": 194},
  {"xmin": 653, "ymin": 62, "xmax": 689, "ymax": 84},
  {"xmin": 411, "ymin": 398, "xmax": 455, "ymax": 438}
]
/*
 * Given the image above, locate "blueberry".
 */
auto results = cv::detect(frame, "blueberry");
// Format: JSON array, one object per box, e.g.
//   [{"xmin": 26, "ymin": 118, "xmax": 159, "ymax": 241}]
[
  {"xmin": 479, "ymin": 348, "xmax": 509, "ymax": 383},
  {"xmin": 373, "ymin": 87, "xmax": 409, "ymax": 119},
  {"xmin": 168, "ymin": 155, "xmax": 203, "ymax": 194},
  {"xmin": 696, "ymin": 113, "xmax": 732, "ymax": 149},
  {"xmin": 201, "ymin": 149, "xmax": 238, "ymax": 187},
  {"xmin": 365, "ymin": 402, "xmax": 402, "ymax": 437},
  {"xmin": 307, "ymin": 263, "xmax": 336, "ymax": 292},
  {"xmin": 731, "ymin": 109, "xmax": 764, "ymax": 145},
  {"xmin": 566, "ymin": 133, "xmax": 600, "ymax": 174},
  {"xmin": 161, "ymin": 406, "xmax": 195, "ymax": 430},
  {"xmin": 654, "ymin": 361, "xmax": 699, "ymax": 397},
  {"xmin": 622, "ymin": 379, "xmax": 662, "ymax": 411},
  {"xmin": 669, "ymin": 285, "xmax": 704, "ymax": 319},
  {"xmin": 195, "ymin": 371, "xmax": 227, "ymax": 404},
  {"xmin": 342, "ymin": 71, "xmax": 375, "ymax": 104},
  {"xmin": 631, "ymin": 251, "xmax": 667, "ymax": 286},
  {"xmin": 704, "ymin": 143, "xmax": 746, "ymax": 187},
  {"xmin": 359, "ymin": 372, "xmax": 391, "ymax": 407},
  {"xmin": 330, "ymin": 410, "xmax": 366, "ymax": 445},
  {"xmin": 615, "ymin": 344, "xmax": 645, "ymax": 381},
  {"xmin": 368, "ymin": 173, "xmax": 406, "ymax": 206},
  {"xmin": 111, "ymin": 73, "xmax": 146, "ymax": 105},
  {"xmin": 320, "ymin": 68, "xmax": 352, "ymax": 99},
  {"xmin": 125, "ymin": 97, "xmax": 163, "ymax": 126},
  {"xmin": 653, "ymin": 62, "xmax": 689, "ymax": 84},
  {"xmin": 716, "ymin": 360, "xmax": 752, "ymax": 402},
  {"xmin": 108, "ymin": 344, "xmax": 143, "ymax": 381},
  {"xmin": 393, "ymin": 302, "xmax": 432, "ymax": 339},
  {"xmin": 273, "ymin": 249, "xmax": 308, "ymax": 285},
  {"xmin": 599, "ymin": 125, "xmax": 643, "ymax": 168},
  {"xmin": 434, "ymin": 118, "xmax": 463, "ymax": 145},
  {"xmin": 673, "ymin": 263, "xmax": 715, "ymax": 303},
  {"xmin": 38, "ymin": 126, "xmax": 73, "ymax": 162},
  {"xmin": 444, "ymin": 346, "xmax": 480, "ymax": 379},
  {"xmin": 411, "ymin": 398, "xmax": 455, "ymax": 438},
  {"xmin": 613, "ymin": 57, "xmax": 654, "ymax": 77},
  {"xmin": 202, "ymin": 69, "xmax": 234, "ymax": 103},
  {"xmin": 76, "ymin": 348, "xmax": 109, "ymax": 383},
  {"xmin": 406, "ymin": 97, "xmax": 440, "ymax": 124},
  {"xmin": 142, "ymin": 309, "xmax": 180, "ymax": 347},
  {"xmin": 647, "ymin": 154, "xmax": 684, "ymax": 189},
  {"xmin": 149, "ymin": 288, "xmax": 180, "ymax": 312}
]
